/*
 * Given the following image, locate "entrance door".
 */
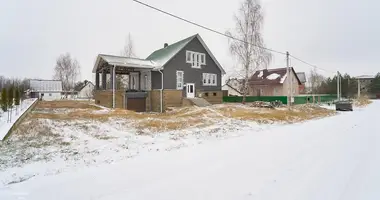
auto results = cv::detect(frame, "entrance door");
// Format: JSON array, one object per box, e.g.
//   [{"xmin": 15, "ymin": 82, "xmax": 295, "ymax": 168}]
[
  {"xmin": 130, "ymin": 72, "xmax": 139, "ymax": 90},
  {"xmin": 186, "ymin": 83, "xmax": 195, "ymax": 98}
]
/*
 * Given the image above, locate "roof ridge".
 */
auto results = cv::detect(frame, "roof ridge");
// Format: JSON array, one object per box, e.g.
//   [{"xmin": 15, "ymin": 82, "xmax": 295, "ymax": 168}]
[
  {"xmin": 99, "ymin": 54, "xmax": 148, "ymax": 61},
  {"xmin": 150, "ymin": 34, "xmax": 198, "ymax": 53},
  {"xmin": 145, "ymin": 34, "xmax": 198, "ymax": 66}
]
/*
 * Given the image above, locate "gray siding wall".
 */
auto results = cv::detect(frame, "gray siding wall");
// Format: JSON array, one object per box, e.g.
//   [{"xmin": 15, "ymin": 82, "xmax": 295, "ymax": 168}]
[
  {"xmin": 151, "ymin": 71, "xmax": 162, "ymax": 89},
  {"xmin": 161, "ymin": 37, "xmax": 222, "ymax": 91}
]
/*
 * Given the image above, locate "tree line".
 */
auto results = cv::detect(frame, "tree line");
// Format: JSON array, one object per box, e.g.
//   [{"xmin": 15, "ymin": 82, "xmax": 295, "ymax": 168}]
[
  {"xmin": 308, "ymin": 70, "xmax": 380, "ymax": 98},
  {"xmin": 0, "ymin": 83, "xmax": 23, "ymax": 112}
]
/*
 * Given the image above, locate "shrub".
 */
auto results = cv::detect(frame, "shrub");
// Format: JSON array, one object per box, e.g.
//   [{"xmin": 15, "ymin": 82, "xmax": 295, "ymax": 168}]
[{"xmin": 1, "ymin": 88, "xmax": 7, "ymax": 112}]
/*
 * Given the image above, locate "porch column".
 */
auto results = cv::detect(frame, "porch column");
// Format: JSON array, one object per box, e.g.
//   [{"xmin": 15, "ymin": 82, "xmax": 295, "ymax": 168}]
[
  {"xmin": 110, "ymin": 66, "xmax": 114, "ymax": 91},
  {"xmin": 102, "ymin": 68, "xmax": 107, "ymax": 90},
  {"xmin": 95, "ymin": 72, "xmax": 100, "ymax": 90}
]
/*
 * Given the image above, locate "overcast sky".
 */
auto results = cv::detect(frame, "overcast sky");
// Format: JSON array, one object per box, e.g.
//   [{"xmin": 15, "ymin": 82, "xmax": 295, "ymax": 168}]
[{"xmin": 0, "ymin": 0, "xmax": 379, "ymax": 82}]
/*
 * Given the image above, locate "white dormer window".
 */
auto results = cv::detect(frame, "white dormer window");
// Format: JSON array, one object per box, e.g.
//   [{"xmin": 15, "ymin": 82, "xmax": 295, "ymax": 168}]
[{"xmin": 186, "ymin": 50, "xmax": 205, "ymax": 68}]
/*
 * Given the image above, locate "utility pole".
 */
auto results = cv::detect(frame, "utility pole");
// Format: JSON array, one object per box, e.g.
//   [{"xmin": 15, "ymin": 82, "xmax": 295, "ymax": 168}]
[
  {"xmin": 357, "ymin": 78, "xmax": 361, "ymax": 99},
  {"xmin": 337, "ymin": 71, "xmax": 340, "ymax": 101},
  {"xmin": 286, "ymin": 51, "xmax": 290, "ymax": 109}
]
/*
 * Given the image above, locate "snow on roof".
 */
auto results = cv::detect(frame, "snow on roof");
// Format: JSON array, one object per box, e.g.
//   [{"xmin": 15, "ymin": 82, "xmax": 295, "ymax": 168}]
[
  {"xmin": 92, "ymin": 54, "xmax": 158, "ymax": 73},
  {"xmin": 355, "ymin": 75, "xmax": 375, "ymax": 79},
  {"xmin": 257, "ymin": 71, "xmax": 263, "ymax": 78},
  {"xmin": 103, "ymin": 55, "xmax": 157, "ymax": 68},
  {"xmin": 280, "ymin": 74, "xmax": 287, "ymax": 84},
  {"xmin": 267, "ymin": 73, "xmax": 280, "ymax": 80},
  {"xmin": 93, "ymin": 34, "xmax": 225, "ymax": 74},
  {"xmin": 30, "ymin": 80, "xmax": 63, "ymax": 92}
]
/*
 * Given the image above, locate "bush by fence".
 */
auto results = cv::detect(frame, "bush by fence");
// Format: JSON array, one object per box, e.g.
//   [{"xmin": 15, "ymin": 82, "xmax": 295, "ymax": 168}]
[{"xmin": 223, "ymin": 94, "xmax": 337, "ymax": 105}]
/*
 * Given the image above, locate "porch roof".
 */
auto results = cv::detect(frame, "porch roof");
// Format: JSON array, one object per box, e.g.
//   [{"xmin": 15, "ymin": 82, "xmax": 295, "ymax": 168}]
[{"xmin": 92, "ymin": 54, "xmax": 158, "ymax": 73}]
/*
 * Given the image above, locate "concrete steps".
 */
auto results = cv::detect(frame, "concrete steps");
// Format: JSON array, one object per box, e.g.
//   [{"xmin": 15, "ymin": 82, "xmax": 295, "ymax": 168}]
[{"xmin": 184, "ymin": 98, "xmax": 212, "ymax": 107}]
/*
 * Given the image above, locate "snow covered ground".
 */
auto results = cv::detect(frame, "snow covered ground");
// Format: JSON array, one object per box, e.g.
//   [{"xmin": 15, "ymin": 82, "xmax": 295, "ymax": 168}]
[
  {"xmin": 0, "ymin": 101, "xmax": 378, "ymax": 200},
  {"xmin": 0, "ymin": 99, "xmax": 37, "ymax": 140}
]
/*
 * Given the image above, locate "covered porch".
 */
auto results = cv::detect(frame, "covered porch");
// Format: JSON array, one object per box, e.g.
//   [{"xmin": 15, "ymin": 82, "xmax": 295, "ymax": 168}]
[{"xmin": 92, "ymin": 54, "xmax": 160, "ymax": 112}]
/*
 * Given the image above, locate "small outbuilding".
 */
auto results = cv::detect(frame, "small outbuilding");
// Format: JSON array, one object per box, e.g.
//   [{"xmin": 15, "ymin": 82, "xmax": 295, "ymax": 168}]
[{"xmin": 29, "ymin": 79, "xmax": 63, "ymax": 100}]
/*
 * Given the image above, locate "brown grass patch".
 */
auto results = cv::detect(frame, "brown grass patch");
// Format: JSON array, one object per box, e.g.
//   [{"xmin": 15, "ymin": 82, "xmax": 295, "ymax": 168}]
[
  {"xmin": 216, "ymin": 105, "xmax": 335, "ymax": 123},
  {"xmin": 36, "ymin": 100, "xmax": 100, "ymax": 110},
  {"xmin": 354, "ymin": 96, "xmax": 372, "ymax": 107},
  {"xmin": 29, "ymin": 103, "xmax": 335, "ymax": 132},
  {"xmin": 136, "ymin": 118, "xmax": 205, "ymax": 132}
]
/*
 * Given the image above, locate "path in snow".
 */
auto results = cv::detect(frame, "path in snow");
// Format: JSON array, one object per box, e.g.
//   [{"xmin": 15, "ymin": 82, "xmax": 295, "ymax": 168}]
[{"xmin": 1, "ymin": 101, "xmax": 379, "ymax": 200}]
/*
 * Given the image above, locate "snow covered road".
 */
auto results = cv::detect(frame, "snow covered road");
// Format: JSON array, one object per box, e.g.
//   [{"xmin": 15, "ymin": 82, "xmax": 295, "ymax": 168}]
[{"xmin": 1, "ymin": 101, "xmax": 379, "ymax": 200}]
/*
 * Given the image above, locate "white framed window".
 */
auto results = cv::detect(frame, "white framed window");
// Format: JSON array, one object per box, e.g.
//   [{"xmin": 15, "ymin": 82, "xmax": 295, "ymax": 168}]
[
  {"xmin": 200, "ymin": 54, "xmax": 206, "ymax": 65},
  {"xmin": 186, "ymin": 50, "xmax": 205, "ymax": 68},
  {"xmin": 186, "ymin": 51, "xmax": 192, "ymax": 62},
  {"xmin": 202, "ymin": 73, "xmax": 217, "ymax": 86},
  {"xmin": 176, "ymin": 71, "xmax": 184, "ymax": 90}
]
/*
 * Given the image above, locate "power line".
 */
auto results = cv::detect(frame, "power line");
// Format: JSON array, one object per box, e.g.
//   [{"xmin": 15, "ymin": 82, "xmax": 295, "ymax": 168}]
[
  {"xmin": 133, "ymin": 0, "xmax": 338, "ymax": 75},
  {"xmin": 132, "ymin": 0, "xmax": 286, "ymax": 55},
  {"xmin": 290, "ymin": 55, "xmax": 335, "ymax": 73}
]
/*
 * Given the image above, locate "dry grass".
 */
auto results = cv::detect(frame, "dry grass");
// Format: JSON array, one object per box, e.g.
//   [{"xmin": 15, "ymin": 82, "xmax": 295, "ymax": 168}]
[
  {"xmin": 217, "ymin": 104, "xmax": 335, "ymax": 123},
  {"xmin": 136, "ymin": 118, "xmax": 207, "ymax": 132},
  {"xmin": 29, "ymin": 100, "xmax": 336, "ymax": 131},
  {"xmin": 36, "ymin": 100, "xmax": 100, "ymax": 110},
  {"xmin": 354, "ymin": 96, "xmax": 372, "ymax": 107}
]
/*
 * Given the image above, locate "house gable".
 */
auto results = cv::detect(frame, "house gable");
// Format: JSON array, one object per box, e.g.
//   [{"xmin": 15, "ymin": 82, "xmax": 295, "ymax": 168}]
[
  {"xmin": 146, "ymin": 34, "xmax": 225, "ymax": 74},
  {"xmin": 249, "ymin": 67, "xmax": 302, "ymax": 86},
  {"xmin": 161, "ymin": 36, "xmax": 223, "ymax": 91}
]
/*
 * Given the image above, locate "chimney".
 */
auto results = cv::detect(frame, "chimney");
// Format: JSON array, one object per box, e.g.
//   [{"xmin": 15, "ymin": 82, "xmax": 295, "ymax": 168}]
[
  {"xmin": 263, "ymin": 69, "xmax": 269, "ymax": 77},
  {"xmin": 164, "ymin": 43, "xmax": 169, "ymax": 48}
]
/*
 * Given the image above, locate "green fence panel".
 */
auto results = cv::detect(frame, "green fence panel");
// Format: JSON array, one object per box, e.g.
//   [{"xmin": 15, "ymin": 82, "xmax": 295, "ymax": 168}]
[
  {"xmin": 223, "ymin": 96, "xmax": 288, "ymax": 104},
  {"xmin": 294, "ymin": 96, "xmax": 308, "ymax": 104},
  {"xmin": 223, "ymin": 94, "xmax": 338, "ymax": 105}
]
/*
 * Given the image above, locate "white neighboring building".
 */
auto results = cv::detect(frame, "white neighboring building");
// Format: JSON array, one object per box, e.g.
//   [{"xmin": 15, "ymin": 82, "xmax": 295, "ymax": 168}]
[
  {"xmin": 77, "ymin": 81, "xmax": 95, "ymax": 99},
  {"xmin": 222, "ymin": 78, "xmax": 244, "ymax": 96},
  {"xmin": 29, "ymin": 79, "xmax": 63, "ymax": 100}
]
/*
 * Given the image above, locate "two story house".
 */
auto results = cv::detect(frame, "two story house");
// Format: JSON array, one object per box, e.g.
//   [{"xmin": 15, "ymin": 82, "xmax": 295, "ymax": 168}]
[
  {"xmin": 296, "ymin": 72, "xmax": 307, "ymax": 94},
  {"xmin": 92, "ymin": 34, "xmax": 225, "ymax": 112},
  {"xmin": 248, "ymin": 67, "xmax": 302, "ymax": 97}
]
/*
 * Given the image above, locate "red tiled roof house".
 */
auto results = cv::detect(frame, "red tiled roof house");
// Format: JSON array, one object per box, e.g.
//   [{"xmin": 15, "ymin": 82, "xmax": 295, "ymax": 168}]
[{"xmin": 248, "ymin": 67, "xmax": 302, "ymax": 96}]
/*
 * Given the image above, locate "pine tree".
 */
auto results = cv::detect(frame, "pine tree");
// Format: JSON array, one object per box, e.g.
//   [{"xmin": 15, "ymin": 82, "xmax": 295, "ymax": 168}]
[
  {"xmin": 14, "ymin": 87, "xmax": 20, "ymax": 106},
  {"xmin": 7, "ymin": 86, "xmax": 14, "ymax": 109},
  {"xmin": 1, "ymin": 88, "xmax": 7, "ymax": 112},
  {"xmin": 369, "ymin": 73, "xmax": 380, "ymax": 94}
]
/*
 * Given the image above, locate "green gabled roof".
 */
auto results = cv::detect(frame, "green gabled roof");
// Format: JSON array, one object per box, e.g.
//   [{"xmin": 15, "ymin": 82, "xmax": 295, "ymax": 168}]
[{"xmin": 146, "ymin": 34, "xmax": 197, "ymax": 66}]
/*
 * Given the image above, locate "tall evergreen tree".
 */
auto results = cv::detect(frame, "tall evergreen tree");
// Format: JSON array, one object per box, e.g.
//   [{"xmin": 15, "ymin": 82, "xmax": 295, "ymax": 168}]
[
  {"xmin": 1, "ymin": 88, "xmax": 7, "ymax": 112},
  {"xmin": 7, "ymin": 86, "xmax": 14, "ymax": 108},
  {"xmin": 369, "ymin": 73, "xmax": 380, "ymax": 94},
  {"xmin": 14, "ymin": 87, "xmax": 20, "ymax": 106}
]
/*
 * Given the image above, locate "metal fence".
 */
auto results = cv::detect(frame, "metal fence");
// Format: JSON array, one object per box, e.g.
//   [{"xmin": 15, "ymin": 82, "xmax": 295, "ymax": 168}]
[{"xmin": 223, "ymin": 94, "xmax": 337, "ymax": 105}]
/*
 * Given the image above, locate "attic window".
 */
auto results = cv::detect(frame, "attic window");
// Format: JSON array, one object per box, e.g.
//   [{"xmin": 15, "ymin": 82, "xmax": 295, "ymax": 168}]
[{"xmin": 186, "ymin": 50, "xmax": 205, "ymax": 68}]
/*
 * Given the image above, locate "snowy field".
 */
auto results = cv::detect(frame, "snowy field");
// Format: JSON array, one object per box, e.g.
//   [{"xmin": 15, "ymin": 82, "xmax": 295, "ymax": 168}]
[
  {"xmin": 1, "ymin": 101, "xmax": 376, "ymax": 199},
  {"xmin": 0, "ymin": 99, "xmax": 38, "ymax": 140},
  {"xmin": 0, "ymin": 101, "xmax": 336, "ymax": 187}
]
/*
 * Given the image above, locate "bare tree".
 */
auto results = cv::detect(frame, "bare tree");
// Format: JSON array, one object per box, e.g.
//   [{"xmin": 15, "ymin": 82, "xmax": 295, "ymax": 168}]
[
  {"xmin": 53, "ymin": 53, "xmax": 81, "ymax": 92},
  {"xmin": 85, "ymin": 88, "xmax": 94, "ymax": 101},
  {"xmin": 117, "ymin": 33, "xmax": 137, "ymax": 89},
  {"xmin": 120, "ymin": 33, "xmax": 136, "ymax": 58},
  {"xmin": 308, "ymin": 68, "xmax": 325, "ymax": 94},
  {"xmin": 226, "ymin": 0, "xmax": 272, "ymax": 103}
]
